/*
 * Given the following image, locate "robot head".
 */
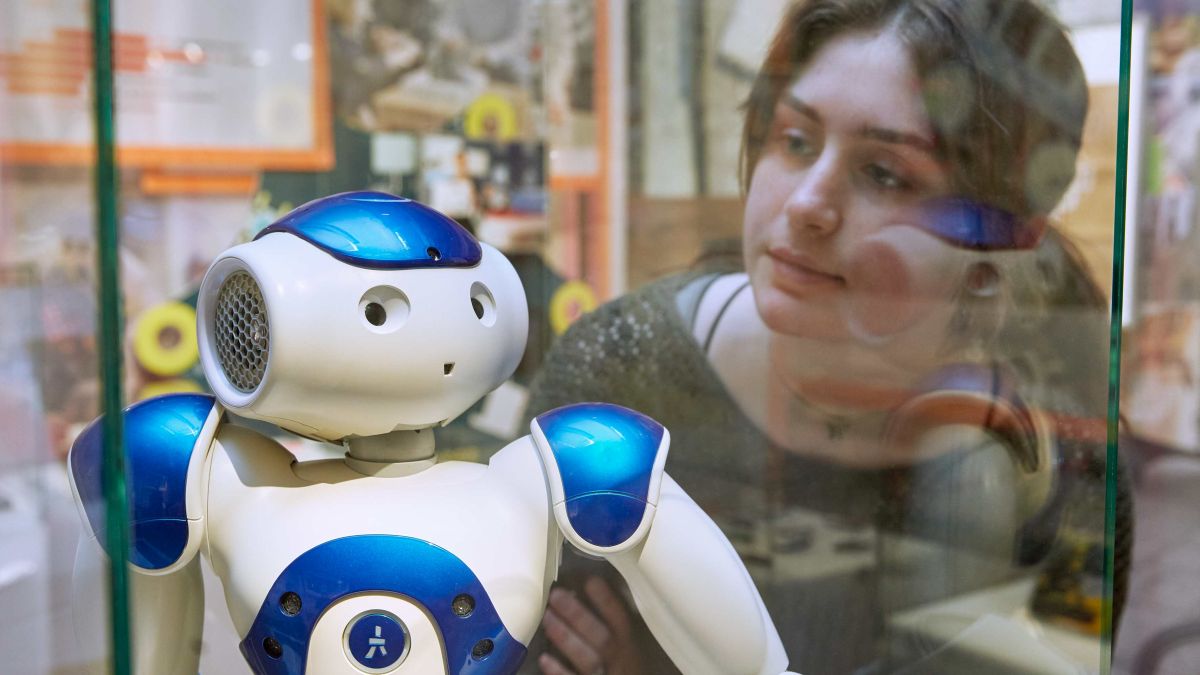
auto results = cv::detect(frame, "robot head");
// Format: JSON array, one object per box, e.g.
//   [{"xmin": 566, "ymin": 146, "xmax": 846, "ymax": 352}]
[{"xmin": 196, "ymin": 191, "xmax": 529, "ymax": 442}]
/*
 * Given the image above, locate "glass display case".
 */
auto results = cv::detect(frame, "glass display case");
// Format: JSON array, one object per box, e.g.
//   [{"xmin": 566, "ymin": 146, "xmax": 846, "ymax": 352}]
[{"xmin": 0, "ymin": 0, "xmax": 1139, "ymax": 673}]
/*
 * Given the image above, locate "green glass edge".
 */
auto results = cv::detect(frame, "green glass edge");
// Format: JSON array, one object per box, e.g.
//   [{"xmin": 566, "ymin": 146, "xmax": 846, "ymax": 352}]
[
  {"xmin": 1102, "ymin": 0, "xmax": 1134, "ymax": 672},
  {"xmin": 90, "ymin": 0, "xmax": 133, "ymax": 673}
]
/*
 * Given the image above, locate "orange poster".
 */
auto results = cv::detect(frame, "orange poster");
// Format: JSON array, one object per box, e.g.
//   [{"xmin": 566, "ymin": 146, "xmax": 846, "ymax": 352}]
[{"xmin": 0, "ymin": 0, "xmax": 331, "ymax": 170}]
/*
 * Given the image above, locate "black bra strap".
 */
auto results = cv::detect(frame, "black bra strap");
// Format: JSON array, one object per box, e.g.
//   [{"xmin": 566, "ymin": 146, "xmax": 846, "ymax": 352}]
[{"xmin": 702, "ymin": 279, "xmax": 751, "ymax": 356}]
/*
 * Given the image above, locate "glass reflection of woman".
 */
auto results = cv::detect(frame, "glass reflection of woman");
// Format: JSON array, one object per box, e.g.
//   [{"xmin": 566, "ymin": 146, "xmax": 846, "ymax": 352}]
[{"xmin": 524, "ymin": 1, "xmax": 1128, "ymax": 674}]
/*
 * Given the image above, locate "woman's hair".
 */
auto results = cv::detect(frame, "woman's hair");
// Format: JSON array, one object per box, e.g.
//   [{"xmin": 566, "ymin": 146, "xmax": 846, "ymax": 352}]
[
  {"xmin": 999, "ymin": 225, "xmax": 1110, "ymax": 413},
  {"xmin": 740, "ymin": 0, "xmax": 1088, "ymax": 220}
]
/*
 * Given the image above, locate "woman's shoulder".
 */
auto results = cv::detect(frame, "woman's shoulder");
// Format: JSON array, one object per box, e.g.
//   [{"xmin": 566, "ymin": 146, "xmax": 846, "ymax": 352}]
[
  {"xmin": 563, "ymin": 269, "xmax": 716, "ymax": 338},
  {"xmin": 556, "ymin": 269, "xmax": 752, "ymax": 365},
  {"xmin": 525, "ymin": 270, "xmax": 733, "ymax": 418}
]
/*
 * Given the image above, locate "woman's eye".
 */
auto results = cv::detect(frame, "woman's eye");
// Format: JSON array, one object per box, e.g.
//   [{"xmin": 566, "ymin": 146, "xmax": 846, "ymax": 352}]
[
  {"xmin": 864, "ymin": 163, "xmax": 912, "ymax": 191},
  {"xmin": 782, "ymin": 130, "xmax": 814, "ymax": 156}
]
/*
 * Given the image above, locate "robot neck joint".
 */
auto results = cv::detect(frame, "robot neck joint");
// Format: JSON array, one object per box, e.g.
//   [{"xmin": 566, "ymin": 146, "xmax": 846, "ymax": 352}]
[{"xmin": 343, "ymin": 429, "xmax": 436, "ymax": 475}]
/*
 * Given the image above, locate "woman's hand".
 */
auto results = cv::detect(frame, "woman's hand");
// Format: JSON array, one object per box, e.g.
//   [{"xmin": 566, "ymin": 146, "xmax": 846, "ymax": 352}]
[{"xmin": 538, "ymin": 576, "xmax": 645, "ymax": 675}]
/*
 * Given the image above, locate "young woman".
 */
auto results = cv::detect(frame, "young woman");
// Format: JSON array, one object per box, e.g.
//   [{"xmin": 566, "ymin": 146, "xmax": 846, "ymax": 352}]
[{"xmin": 526, "ymin": 1, "xmax": 1127, "ymax": 672}]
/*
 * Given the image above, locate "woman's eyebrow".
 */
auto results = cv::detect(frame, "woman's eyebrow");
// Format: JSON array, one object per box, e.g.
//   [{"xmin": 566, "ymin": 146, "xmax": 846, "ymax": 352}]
[
  {"xmin": 780, "ymin": 93, "xmax": 821, "ymax": 123},
  {"xmin": 858, "ymin": 126, "xmax": 936, "ymax": 153},
  {"xmin": 782, "ymin": 93, "xmax": 936, "ymax": 153}
]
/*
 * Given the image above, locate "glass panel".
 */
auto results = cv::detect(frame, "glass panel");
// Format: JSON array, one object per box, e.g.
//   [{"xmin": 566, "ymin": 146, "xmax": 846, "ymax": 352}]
[
  {"xmin": 1111, "ymin": 1, "xmax": 1200, "ymax": 674},
  {"xmin": 1, "ymin": 1, "xmax": 1134, "ymax": 673},
  {"xmin": 532, "ymin": 1, "xmax": 1130, "ymax": 674},
  {"xmin": 0, "ymin": 1, "xmax": 120, "ymax": 672}
]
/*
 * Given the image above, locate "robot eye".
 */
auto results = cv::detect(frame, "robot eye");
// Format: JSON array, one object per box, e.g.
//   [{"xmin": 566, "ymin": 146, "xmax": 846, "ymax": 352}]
[
  {"xmin": 470, "ymin": 282, "xmax": 496, "ymax": 327},
  {"xmin": 359, "ymin": 286, "xmax": 410, "ymax": 333},
  {"xmin": 364, "ymin": 302, "xmax": 387, "ymax": 326}
]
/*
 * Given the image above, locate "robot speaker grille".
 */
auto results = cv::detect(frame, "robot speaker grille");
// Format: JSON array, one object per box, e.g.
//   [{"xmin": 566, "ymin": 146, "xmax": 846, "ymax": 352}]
[{"xmin": 214, "ymin": 271, "xmax": 269, "ymax": 393}]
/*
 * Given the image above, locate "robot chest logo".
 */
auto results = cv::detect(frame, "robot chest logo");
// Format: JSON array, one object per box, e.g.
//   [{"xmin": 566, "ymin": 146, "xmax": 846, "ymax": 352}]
[{"xmin": 344, "ymin": 611, "xmax": 409, "ymax": 672}]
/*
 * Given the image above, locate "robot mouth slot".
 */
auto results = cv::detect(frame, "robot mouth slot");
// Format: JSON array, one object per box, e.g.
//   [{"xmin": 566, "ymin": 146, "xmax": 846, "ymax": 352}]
[{"xmin": 444, "ymin": 362, "xmax": 455, "ymax": 376}]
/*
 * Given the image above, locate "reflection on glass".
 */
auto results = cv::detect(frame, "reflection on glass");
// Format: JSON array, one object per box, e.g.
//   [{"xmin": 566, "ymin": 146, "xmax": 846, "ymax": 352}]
[
  {"xmin": 528, "ymin": 1, "xmax": 1124, "ymax": 674},
  {"xmin": 0, "ymin": 0, "xmax": 1136, "ymax": 673},
  {"xmin": 0, "ymin": 1, "xmax": 117, "ymax": 672}
]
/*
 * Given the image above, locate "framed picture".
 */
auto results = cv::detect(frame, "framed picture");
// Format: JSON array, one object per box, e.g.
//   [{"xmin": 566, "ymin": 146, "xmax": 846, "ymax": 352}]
[{"xmin": 0, "ymin": 0, "xmax": 332, "ymax": 170}]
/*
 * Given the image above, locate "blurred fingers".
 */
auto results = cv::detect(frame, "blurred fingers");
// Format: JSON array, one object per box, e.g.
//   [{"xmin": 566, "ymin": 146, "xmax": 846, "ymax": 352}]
[
  {"xmin": 543, "ymin": 607, "xmax": 603, "ymax": 675},
  {"xmin": 538, "ymin": 652, "xmax": 575, "ymax": 675},
  {"xmin": 550, "ymin": 587, "xmax": 612, "ymax": 647},
  {"xmin": 584, "ymin": 576, "xmax": 632, "ymax": 639}
]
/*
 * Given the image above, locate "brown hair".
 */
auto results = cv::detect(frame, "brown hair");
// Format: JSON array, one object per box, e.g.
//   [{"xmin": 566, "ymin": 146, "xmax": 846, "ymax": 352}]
[{"xmin": 740, "ymin": 0, "xmax": 1088, "ymax": 219}]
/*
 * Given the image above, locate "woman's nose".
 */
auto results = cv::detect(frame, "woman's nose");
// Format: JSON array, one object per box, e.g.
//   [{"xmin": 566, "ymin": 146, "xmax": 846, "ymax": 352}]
[{"xmin": 785, "ymin": 162, "xmax": 843, "ymax": 236}]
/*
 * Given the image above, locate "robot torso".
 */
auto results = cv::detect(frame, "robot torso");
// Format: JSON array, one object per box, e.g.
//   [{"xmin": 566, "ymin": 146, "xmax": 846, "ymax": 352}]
[{"xmin": 205, "ymin": 423, "xmax": 555, "ymax": 675}]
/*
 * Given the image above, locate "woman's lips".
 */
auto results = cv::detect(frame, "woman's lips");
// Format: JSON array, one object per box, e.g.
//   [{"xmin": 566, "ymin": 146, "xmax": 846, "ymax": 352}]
[{"xmin": 767, "ymin": 247, "xmax": 845, "ymax": 295}]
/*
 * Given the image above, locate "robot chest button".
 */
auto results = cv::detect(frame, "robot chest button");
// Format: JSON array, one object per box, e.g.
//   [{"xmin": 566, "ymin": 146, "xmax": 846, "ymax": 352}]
[{"xmin": 343, "ymin": 610, "xmax": 410, "ymax": 673}]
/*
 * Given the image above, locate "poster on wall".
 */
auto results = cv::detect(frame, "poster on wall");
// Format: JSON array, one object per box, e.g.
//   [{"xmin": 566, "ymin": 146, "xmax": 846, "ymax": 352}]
[{"xmin": 0, "ymin": 0, "xmax": 331, "ymax": 169}]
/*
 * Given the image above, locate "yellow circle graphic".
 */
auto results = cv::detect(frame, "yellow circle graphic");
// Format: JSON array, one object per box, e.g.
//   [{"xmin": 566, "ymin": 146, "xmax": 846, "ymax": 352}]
[{"xmin": 133, "ymin": 301, "xmax": 200, "ymax": 377}]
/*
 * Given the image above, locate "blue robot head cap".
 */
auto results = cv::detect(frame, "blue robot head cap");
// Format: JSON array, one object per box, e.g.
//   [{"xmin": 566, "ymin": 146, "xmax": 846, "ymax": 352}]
[
  {"xmin": 256, "ymin": 191, "xmax": 483, "ymax": 269},
  {"xmin": 919, "ymin": 198, "xmax": 1046, "ymax": 251}
]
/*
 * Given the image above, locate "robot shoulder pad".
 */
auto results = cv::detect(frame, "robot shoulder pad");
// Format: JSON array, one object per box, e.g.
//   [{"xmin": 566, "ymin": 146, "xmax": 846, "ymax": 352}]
[
  {"xmin": 531, "ymin": 403, "xmax": 669, "ymax": 554},
  {"xmin": 68, "ymin": 393, "xmax": 220, "ymax": 573}
]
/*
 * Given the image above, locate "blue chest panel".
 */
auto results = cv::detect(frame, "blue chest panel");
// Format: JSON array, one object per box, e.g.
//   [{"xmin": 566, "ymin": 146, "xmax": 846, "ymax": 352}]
[
  {"xmin": 239, "ymin": 535, "xmax": 526, "ymax": 675},
  {"xmin": 535, "ymin": 403, "xmax": 665, "ymax": 547},
  {"xmin": 256, "ymin": 191, "xmax": 483, "ymax": 269},
  {"xmin": 69, "ymin": 393, "xmax": 216, "ymax": 570}
]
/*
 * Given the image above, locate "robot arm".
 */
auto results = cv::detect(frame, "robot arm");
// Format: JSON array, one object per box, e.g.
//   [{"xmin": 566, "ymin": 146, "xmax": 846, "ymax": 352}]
[
  {"xmin": 71, "ymin": 539, "xmax": 205, "ymax": 675},
  {"xmin": 531, "ymin": 403, "xmax": 797, "ymax": 675},
  {"xmin": 67, "ymin": 393, "xmax": 218, "ymax": 674},
  {"xmin": 608, "ymin": 474, "xmax": 793, "ymax": 675}
]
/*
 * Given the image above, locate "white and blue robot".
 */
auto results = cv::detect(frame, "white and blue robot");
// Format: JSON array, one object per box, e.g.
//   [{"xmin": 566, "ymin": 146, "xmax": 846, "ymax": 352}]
[{"xmin": 67, "ymin": 192, "xmax": 797, "ymax": 675}]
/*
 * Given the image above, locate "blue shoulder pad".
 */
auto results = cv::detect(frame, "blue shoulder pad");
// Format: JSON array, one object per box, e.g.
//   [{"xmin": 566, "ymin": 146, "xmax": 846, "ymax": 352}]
[
  {"xmin": 532, "ymin": 403, "xmax": 668, "ymax": 552},
  {"xmin": 69, "ymin": 393, "xmax": 218, "ymax": 571},
  {"xmin": 255, "ymin": 191, "xmax": 482, "ymax": 270}
]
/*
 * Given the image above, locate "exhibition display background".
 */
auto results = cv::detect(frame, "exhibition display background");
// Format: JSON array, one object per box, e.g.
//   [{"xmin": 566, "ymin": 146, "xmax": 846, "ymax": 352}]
[{"xmin": 0, "ymin": 0, "xmax": 1160, "ymax": 673}]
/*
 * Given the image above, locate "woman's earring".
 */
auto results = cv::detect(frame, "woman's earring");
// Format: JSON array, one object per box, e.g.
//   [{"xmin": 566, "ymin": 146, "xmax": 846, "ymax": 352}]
[{"xmin": 965, "ymin": 261, "xmax": 1001, "ymax": 298}]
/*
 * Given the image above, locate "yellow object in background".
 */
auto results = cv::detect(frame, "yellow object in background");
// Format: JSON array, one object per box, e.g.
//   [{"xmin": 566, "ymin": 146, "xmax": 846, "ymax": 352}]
[
  {"xmin": 549, "ymin": 280, "xmax": 597, "ymax": 335},
  {"xmin": 133, "ymin": 302, "xmax": 200, "ymax": 377},
  {"xmin": 464, "ymin": 93, "xmax": 519, "ymax": 142},
  {"xmin": 136, "ymin": 378, "xmax": 205, "ymax": 402}
]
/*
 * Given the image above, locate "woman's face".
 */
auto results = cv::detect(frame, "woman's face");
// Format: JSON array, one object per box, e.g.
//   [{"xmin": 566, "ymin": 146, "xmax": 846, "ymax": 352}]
[{"xmin": 744, "ymin": 29, "xmax": 968, "ymax": 344}]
